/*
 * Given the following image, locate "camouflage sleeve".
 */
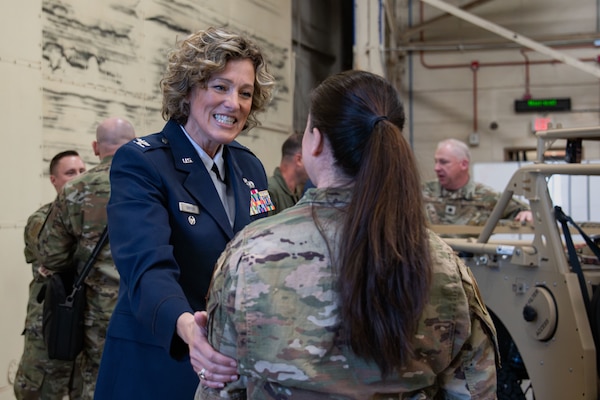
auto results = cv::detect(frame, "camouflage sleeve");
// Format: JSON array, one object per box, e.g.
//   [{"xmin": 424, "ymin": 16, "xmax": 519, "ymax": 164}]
[
  {"xmin": 23, "ymin": 205, "xmax": 50, "ymax": 265},
  {"xmin": 421, "ymin": 181, "xmax": 437, "ymax": 202},
  {"xmin": 422, "ymin": 181, "xmax": 440, "ymax": 225},
  {"xmin": 37, "ymin": 191, "xmax": 78, "ymax": 272},
  {"xmin": 438, "ymin": 256, "xmax": 499, "ymax": 399},
  {"xmin": 476, "ymin": 181, "xmax": 529, "ymax": 220},
  {"xmin": 438, "ymin": 317, "xmax": 498, "ymax": 399},
  {"xmin": 201, "ymin": 235, "xmax": 248, "ymax": 399},
  {"xmin": 503, "ymin": 196, "xmax": 529, "ymax": 219}
]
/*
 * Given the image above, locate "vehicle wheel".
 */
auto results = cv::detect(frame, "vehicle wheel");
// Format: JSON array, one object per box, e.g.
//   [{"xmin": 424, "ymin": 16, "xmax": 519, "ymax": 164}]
[
  {"xmin": 497, "ymin": 364, "xmax": 526, "ymax": 400},
  {"xmin": 491, "ymin": 311, "xmax": 529, "ymax": 400}
]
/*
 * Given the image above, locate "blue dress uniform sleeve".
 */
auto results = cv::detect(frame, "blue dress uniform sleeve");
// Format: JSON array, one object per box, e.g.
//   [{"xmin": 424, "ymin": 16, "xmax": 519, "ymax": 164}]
[{"xmin": 107, "ymin": 138, "xmax": 193, "ymax": 354}]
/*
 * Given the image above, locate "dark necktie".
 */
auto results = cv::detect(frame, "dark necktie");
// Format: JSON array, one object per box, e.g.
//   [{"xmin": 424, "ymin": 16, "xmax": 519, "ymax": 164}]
[{"xmin": 211, "ymin": 163, "xmax": 225, "ymax": 183}]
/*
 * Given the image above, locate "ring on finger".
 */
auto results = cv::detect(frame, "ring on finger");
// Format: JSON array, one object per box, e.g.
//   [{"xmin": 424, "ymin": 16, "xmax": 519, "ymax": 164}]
[{"xmin": 198, "ymin": 368, "xmax": 207, "ymax": 380}]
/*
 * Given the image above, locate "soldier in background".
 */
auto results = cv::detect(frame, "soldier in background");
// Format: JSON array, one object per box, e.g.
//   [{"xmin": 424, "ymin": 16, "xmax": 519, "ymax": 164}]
[
  {"xmin": 38, "ymin": 117, "xmax": 135, "ymax": 400},
  {"xmin": 267, "ymin": 132, "xmax": 308, "ymax": 215},
  {"xmin": 14, "ymin": 150, "xmax": 86, "ymax": 400},
  {"xmin": 423, "ymin": 138, "xmax": 532, "ymax": 228}
]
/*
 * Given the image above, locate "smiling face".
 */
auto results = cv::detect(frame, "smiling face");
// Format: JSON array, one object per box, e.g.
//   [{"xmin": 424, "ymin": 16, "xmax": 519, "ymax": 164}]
[{"xmin": 184, "ymin": 58, "xmax": 256, "ymax": 157}]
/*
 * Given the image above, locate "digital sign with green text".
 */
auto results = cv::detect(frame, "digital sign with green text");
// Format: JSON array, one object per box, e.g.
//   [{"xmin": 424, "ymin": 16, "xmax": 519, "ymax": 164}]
[{"xmin": 514, "ymin": 98, "xmax": 571, "ymax": 113}]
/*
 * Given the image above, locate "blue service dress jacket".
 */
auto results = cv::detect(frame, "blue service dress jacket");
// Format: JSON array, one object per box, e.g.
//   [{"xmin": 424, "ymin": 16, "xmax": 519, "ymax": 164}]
[{"xmin": 95, "ymin": 120, "xmax": 270, "ymax": 399}]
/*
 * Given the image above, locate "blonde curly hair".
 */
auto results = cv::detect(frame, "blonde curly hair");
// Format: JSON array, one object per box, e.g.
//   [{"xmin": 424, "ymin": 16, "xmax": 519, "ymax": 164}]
[{"xmin": 160, "ymin": 27, "xmax": 275, "ymax": 130}]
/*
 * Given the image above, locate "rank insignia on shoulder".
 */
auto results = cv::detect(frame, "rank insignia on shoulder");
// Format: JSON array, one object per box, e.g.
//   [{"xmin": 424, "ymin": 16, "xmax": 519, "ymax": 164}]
[
  {"xmin": 134, "ymin": 138, "xmax": 151, "ymax": 148},
  {"xmin": 250, "ymin": 189, "xmax": 275, "ymax": 216}
]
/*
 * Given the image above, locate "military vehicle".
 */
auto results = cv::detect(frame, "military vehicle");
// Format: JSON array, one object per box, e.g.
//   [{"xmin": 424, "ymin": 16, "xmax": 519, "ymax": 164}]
[{"xmin": 433, "ymin": 127, "xmax": 600, "ymax": 399}]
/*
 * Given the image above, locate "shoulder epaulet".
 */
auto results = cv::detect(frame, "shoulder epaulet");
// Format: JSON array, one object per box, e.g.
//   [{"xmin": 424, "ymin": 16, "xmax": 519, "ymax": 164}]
[{"xmin": 127, "ymin": 133, "xmax": 168, "ymax": 152}]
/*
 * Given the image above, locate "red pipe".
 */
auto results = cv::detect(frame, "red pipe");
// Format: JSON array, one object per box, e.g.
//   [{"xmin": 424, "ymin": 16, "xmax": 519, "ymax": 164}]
[{"xmin": 419, "ymin": 50, "xmax": 597, "ymax": 70}]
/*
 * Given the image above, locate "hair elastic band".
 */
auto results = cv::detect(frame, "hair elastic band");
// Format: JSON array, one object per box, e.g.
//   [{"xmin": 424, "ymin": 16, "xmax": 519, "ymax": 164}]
[{"xmin": 371, "ymin": 115, "xmax": 388, "ymax": 131}]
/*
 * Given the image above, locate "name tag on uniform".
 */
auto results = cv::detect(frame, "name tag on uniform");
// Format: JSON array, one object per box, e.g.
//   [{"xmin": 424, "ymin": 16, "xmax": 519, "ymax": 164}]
[
  {"xmin": 445, "ymin": 205, "xmax": 456, "ymax": 215},
  {"xmin": 179, "ymin": 202, "xmax": 199, "ymax": 214}
]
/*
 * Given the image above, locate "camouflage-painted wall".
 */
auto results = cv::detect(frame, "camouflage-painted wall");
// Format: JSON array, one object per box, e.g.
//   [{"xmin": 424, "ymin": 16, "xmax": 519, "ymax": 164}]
[
  {"xmin": 40, "ymin": 0, "xmax": 293, "ymax": 199},
  {"xmin": 0, "ymin": 0, "xmax": 291, "ymax": 396}
]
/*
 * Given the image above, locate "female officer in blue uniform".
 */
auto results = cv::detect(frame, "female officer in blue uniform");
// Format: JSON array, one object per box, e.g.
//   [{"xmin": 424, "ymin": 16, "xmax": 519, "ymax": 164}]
[{"xmin": 95, "ymin": 27, "xmax": 275, "ymax": 399}]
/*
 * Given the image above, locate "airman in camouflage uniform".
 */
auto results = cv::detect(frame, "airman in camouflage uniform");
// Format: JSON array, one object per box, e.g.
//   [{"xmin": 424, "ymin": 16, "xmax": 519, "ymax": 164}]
[
  {"xmin": 423, "ymin": 179, "xmax": 527, "ymax": 226},
  {"xmin": 424, "ymin": 138, "xmax": 531, "ymax": 233},
  {"xmin": 14, "ymin": 204, "xmax": 82, "ymax": 400},
  {"xmin": 37, "ymin": 117, "xmax": 135, "ymax": 400},
  {"xmin": 197, "ymin": 188, "xmax": 498, "ymax": 400},
  {"xmin": 267, "ymin": 132, "xmax": 308, "ymax": 216},
  {"xmin": 14, "ymin": 150, "xmax": 86, "ymax": 400}
]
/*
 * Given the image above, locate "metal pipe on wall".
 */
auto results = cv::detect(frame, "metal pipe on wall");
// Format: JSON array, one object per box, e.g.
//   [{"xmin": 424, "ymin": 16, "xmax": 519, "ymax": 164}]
[{"xmin": 420, "ymin": 0, "xmax": 600, "ymax": 79}]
